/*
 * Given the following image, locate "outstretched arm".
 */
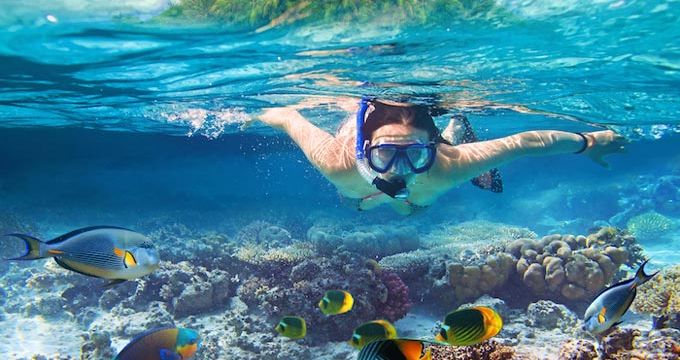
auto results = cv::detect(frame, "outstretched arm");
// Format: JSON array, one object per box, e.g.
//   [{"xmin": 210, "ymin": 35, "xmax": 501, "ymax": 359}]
[
  {"xmin": 435, "ymin": 130, "xmax": 627, "ymax": 181},
  {"xmin": 258, "ymin": 106, "xmax": 356, "ymax": 178}
]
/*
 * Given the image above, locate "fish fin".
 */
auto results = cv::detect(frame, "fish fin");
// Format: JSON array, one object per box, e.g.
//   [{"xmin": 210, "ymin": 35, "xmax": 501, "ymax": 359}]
[
  {"xmin": 598, "ymin": 307, "xmax": 607, "ymax": 324},
  {"xmin": 103, "ymin": 279, "xmax": 127, "ymax": 288},
  {"xmin": 634, "ymin": 259, "xmax": 659, "ymax": 286},
  {"xmin": 612, "ymin": 321, "xmax": 624, "ymax": 328},
  {"xmin": 4, "ymin": 233, "xmax": 45, "ymax": 260},
  {"xmin": 159, "ymin": 348, "xmax": 181, "ymax": 360},
  {"xmin": 46, "ymin": 226, "xmax": 132, "ymax": 244}
]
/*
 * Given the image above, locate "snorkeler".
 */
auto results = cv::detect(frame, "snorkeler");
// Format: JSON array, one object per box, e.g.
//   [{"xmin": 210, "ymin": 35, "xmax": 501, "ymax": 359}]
[{"xmin": 257, "ymin": 97, "xmax": 627, "ymax": 215}]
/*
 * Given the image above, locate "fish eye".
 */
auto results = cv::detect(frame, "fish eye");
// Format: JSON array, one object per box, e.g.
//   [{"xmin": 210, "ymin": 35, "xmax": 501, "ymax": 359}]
[
  {"xmin": 322, "ymin": 299, "xmax": 329, "ymax": 308},
  {"xmin": 352, "ymin": 335, "xmax": 360, "ymax": 344},
  {"xmin": 439, "ymin": 329, "xmax": 448, "ymax": 340}
]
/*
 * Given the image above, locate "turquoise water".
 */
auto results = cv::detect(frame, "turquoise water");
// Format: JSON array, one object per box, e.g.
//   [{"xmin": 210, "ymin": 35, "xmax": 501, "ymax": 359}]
[{"xmin": 1, "ymin": 1, "xmax": 680, "ymax": 359}]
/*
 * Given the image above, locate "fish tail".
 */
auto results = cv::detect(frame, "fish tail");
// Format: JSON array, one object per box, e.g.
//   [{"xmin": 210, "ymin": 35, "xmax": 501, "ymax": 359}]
[
  {"xmin": 634, "ymin": 259, "xmax": 659, "ymax": 287},
  {"xmin": 4, "ymin": 233, "xmax": 46, "ymax": 260}
]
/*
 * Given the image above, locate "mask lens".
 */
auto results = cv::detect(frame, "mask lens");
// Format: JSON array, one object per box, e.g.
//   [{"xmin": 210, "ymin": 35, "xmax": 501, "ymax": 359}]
[
  {"xmin": 369, "ymin": 146, "xmax": 397, "ymax": 172},
  {"xmin": 406, "ymin": 146, "xmax": 432, "ymax": 170}
]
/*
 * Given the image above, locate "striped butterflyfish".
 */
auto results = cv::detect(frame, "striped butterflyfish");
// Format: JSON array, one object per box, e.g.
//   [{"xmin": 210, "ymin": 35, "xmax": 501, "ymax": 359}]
[{"xmin": 434, "ymin": 306, "xmax": 503, "ymax": 346}]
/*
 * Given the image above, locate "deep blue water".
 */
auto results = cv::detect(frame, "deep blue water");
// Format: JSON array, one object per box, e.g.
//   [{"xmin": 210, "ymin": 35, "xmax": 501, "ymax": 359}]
[{"xmin": 0, "ymin": 0, "xmax": 678, "ymax": 261}]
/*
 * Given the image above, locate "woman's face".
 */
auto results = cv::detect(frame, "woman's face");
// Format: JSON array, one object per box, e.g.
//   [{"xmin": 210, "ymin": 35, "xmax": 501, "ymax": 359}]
[{"xmin": 370, "ymin": 124, "xmax": 430, "ymax": 181}]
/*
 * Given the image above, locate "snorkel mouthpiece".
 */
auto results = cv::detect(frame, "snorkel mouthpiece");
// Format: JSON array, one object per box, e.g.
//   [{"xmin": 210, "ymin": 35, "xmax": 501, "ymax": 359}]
[{"xmin": 372, "ymin": 177, "xmax": 409, "ymax": 199}]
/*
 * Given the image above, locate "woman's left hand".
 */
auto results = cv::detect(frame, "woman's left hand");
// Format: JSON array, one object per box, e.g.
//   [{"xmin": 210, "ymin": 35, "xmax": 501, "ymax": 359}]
[{"xmin": 583, "ymin": 130, "xmax": 628, "ymax": 168}]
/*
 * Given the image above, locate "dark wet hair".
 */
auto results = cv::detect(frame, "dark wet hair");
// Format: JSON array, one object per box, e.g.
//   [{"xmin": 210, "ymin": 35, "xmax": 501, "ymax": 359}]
[{"xmin": 362, "ymin": 100, "xmax": 451, "ymax": 145}]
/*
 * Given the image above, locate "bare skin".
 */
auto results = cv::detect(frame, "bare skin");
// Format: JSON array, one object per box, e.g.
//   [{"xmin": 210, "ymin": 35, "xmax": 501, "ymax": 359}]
[{"xmin": 257, "ymin": 98, "xmax": 627, "ymax": 215}]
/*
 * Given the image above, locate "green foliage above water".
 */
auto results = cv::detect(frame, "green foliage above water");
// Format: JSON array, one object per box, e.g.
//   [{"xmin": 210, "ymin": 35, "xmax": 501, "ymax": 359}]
[{"xmin": 157, "ymin": 0, "xmax": 506, "ymax": 29}]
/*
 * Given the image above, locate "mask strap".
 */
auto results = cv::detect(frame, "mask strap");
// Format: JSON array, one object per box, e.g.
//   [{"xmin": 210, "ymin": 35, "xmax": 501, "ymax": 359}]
[{"xmin": 355, "ymin": 96, "xmax": 373, "ymax": 160}]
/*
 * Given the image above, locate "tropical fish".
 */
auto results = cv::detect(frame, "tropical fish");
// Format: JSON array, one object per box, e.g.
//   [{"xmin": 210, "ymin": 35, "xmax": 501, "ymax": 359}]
[
  {"xmin": 114, "ymin": 327, "xmax": 200, "ymax": 360},
  {"xmin": 350, "ymin": 320, "xmax": 398, "ymax": 350},
  {"xmin": 319, "ymin": 289, "xmax": 354, "ymax": 315},
  {"xmin": 357, "ymin": 339, "xmax": 431, "ymax": 360},
  {"xmin": 275, "ymin": 316, "xmax": 307, "ymax": 339},
  {"xmin": 583, "ymin": 259, "xmax": 658, "ymax": 335},
  {"xmin": 434, "ymin": 306, "xmax": 503, "ymax": 346},
  {"xmin": 4, "ymin": 226, "xmax": 160, "ymax": 285}
]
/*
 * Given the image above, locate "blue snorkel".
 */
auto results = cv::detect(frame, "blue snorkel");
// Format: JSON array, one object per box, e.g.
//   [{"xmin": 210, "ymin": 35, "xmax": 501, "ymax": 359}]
[{"xmin": 355, "ymin": 97, "xmax": 409, "ymax": 199}]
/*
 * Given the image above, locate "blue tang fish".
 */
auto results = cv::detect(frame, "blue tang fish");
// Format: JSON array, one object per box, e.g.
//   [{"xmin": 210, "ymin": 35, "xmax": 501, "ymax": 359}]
[
  {"xmin": 4, "ymin": 226, "xmax": 160, "ymax": 285},
  {"xmin": 114, "ymin": 327, "xmax": 200, "ymax": 360},
  {"xmin": 583, "ymin": 259, "xmax": 658, "ymax": 335}
]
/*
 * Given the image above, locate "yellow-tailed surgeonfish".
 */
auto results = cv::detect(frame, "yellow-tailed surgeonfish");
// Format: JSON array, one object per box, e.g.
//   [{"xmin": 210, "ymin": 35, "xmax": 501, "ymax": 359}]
[
  {"xmin": 3, "ymin": 226, "xmax": 159, "ymax": 286},
  {"xmin": 435, "ymin": 306, "xmax": 503, "ymax": 346},
  {"xmin": 583, "ymin": 259, "xmax": 658, "ymax": 335},
  {"xmin": 350, "ymin": 320, "xmax": 398, "ymax": 350},
  {"xmin": 275, "ymin": 316, "xmax": 307, "ymax": 339},
  {"xmin": 319, "ymin": 289, "xmax": 354, "ymax": 315},
  {"xmin": 114, "ymin": 327, "xmax": 200, "ymax": 360},
  {"xmin": 357, "ymin": 339, "xmax": 431, "ymax": 360}
]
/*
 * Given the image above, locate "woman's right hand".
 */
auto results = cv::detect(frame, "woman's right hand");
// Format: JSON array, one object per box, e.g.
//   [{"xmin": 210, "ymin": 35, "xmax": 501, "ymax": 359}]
[{"xmin": 583, "ymin": 130, "xmax": 628, "ymax": 168}]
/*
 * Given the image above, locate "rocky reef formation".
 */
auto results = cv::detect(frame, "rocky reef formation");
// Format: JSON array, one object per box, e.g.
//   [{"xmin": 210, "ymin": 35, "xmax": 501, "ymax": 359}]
[
  {"xmin": 505, "ymin": 227, "xmax": 642, "ymax": 303},
  {"xmin": 307, "ymin": 223, "xmax": 421, "ymax": 258},
  {"xmin": 237, "ymin": 251, "xmax": 411, "ymax": 344},
  {"xmin": 381, "ymin": 226, "xmax": 646, "ymax": 310}
]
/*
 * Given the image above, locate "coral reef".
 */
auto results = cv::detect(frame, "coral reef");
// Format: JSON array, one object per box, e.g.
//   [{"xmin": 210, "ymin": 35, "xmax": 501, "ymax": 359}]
[
  {"xmin": 447, "ymin": 252, "xmax": 515, "ymax": 304},
  {"xmin": 505, "ymin": 229, "xmax": 642, "ymax": 303},
  {"xmin": 80, "ymin": 331, "xmax": 116, "ymax": 360},
  {"xmin": 379, "ymin": 226, "xmax": 645, "ymax": 309},
  {"xmin": 558, "ymin": 339, "xmax": 598, "ymax": 360},
  {"xmin": 237, "ymin": 250, "xmax": 411, "ymax": 344},
  {"xmin": 375, "ymin": 270, "xmax": 412, "ymax": 322},
  {"xmin": 626, "ymin": 211, "xmax": 676, "ymax": 243},
  {"xmin": 596, "ymin": 327, "xmax": 680, "ymax": 359},
  {"xmin": 632, "ymin": 264, "xmax": 680, "ymax": 328},
  {"xmin": 307, "ymin": 224, "xmax": 421, "ymax": 258},
  {"xmin": 145, "ymin": 222, "xmax": 239, "ymax": 270},
  {"xmin": 429, "ymin": 340, "xmax": 516, "ymax": 360},
  {"xmin": 525, "ymin": 300, "xmax": 578, "ymax": 330}
]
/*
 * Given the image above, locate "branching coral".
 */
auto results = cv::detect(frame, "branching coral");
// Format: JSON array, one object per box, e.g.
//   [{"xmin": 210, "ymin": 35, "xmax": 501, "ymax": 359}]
[{"xmin": 626, "ymin": 211, "xmax": 676, "ymax": 243}]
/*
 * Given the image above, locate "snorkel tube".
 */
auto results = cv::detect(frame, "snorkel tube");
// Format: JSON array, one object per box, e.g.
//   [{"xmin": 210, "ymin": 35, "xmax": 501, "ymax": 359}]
[{"xmin": 355, "ymin": 97, "xmax": 409, "ymax": 199}]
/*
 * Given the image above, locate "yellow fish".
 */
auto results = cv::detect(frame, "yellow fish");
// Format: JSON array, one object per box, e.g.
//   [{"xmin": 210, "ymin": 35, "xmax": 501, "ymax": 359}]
[
  {"xmin": 275, "ymin": 316, "xmax": 306, "ymax": 339},
  {"xmin": 350, "ymin": 320, "xmax": 398, "ymax": 349},
  {"xmin": 358, "ymin": 339, "xmax": 431, "ymax": 360},
  {"xmin": 435, "ymin": 306, "xmax": 503, "ymax": 346},
  {"xmin": 318, "ymin": 290, "xmax": 354, "ymax": 315}
]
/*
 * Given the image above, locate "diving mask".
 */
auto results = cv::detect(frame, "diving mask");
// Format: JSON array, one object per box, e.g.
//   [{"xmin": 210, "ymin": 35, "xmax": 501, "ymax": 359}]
[{"xmin": 366, "ymin": 142, "xmax": 436, "ymax": 174}]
